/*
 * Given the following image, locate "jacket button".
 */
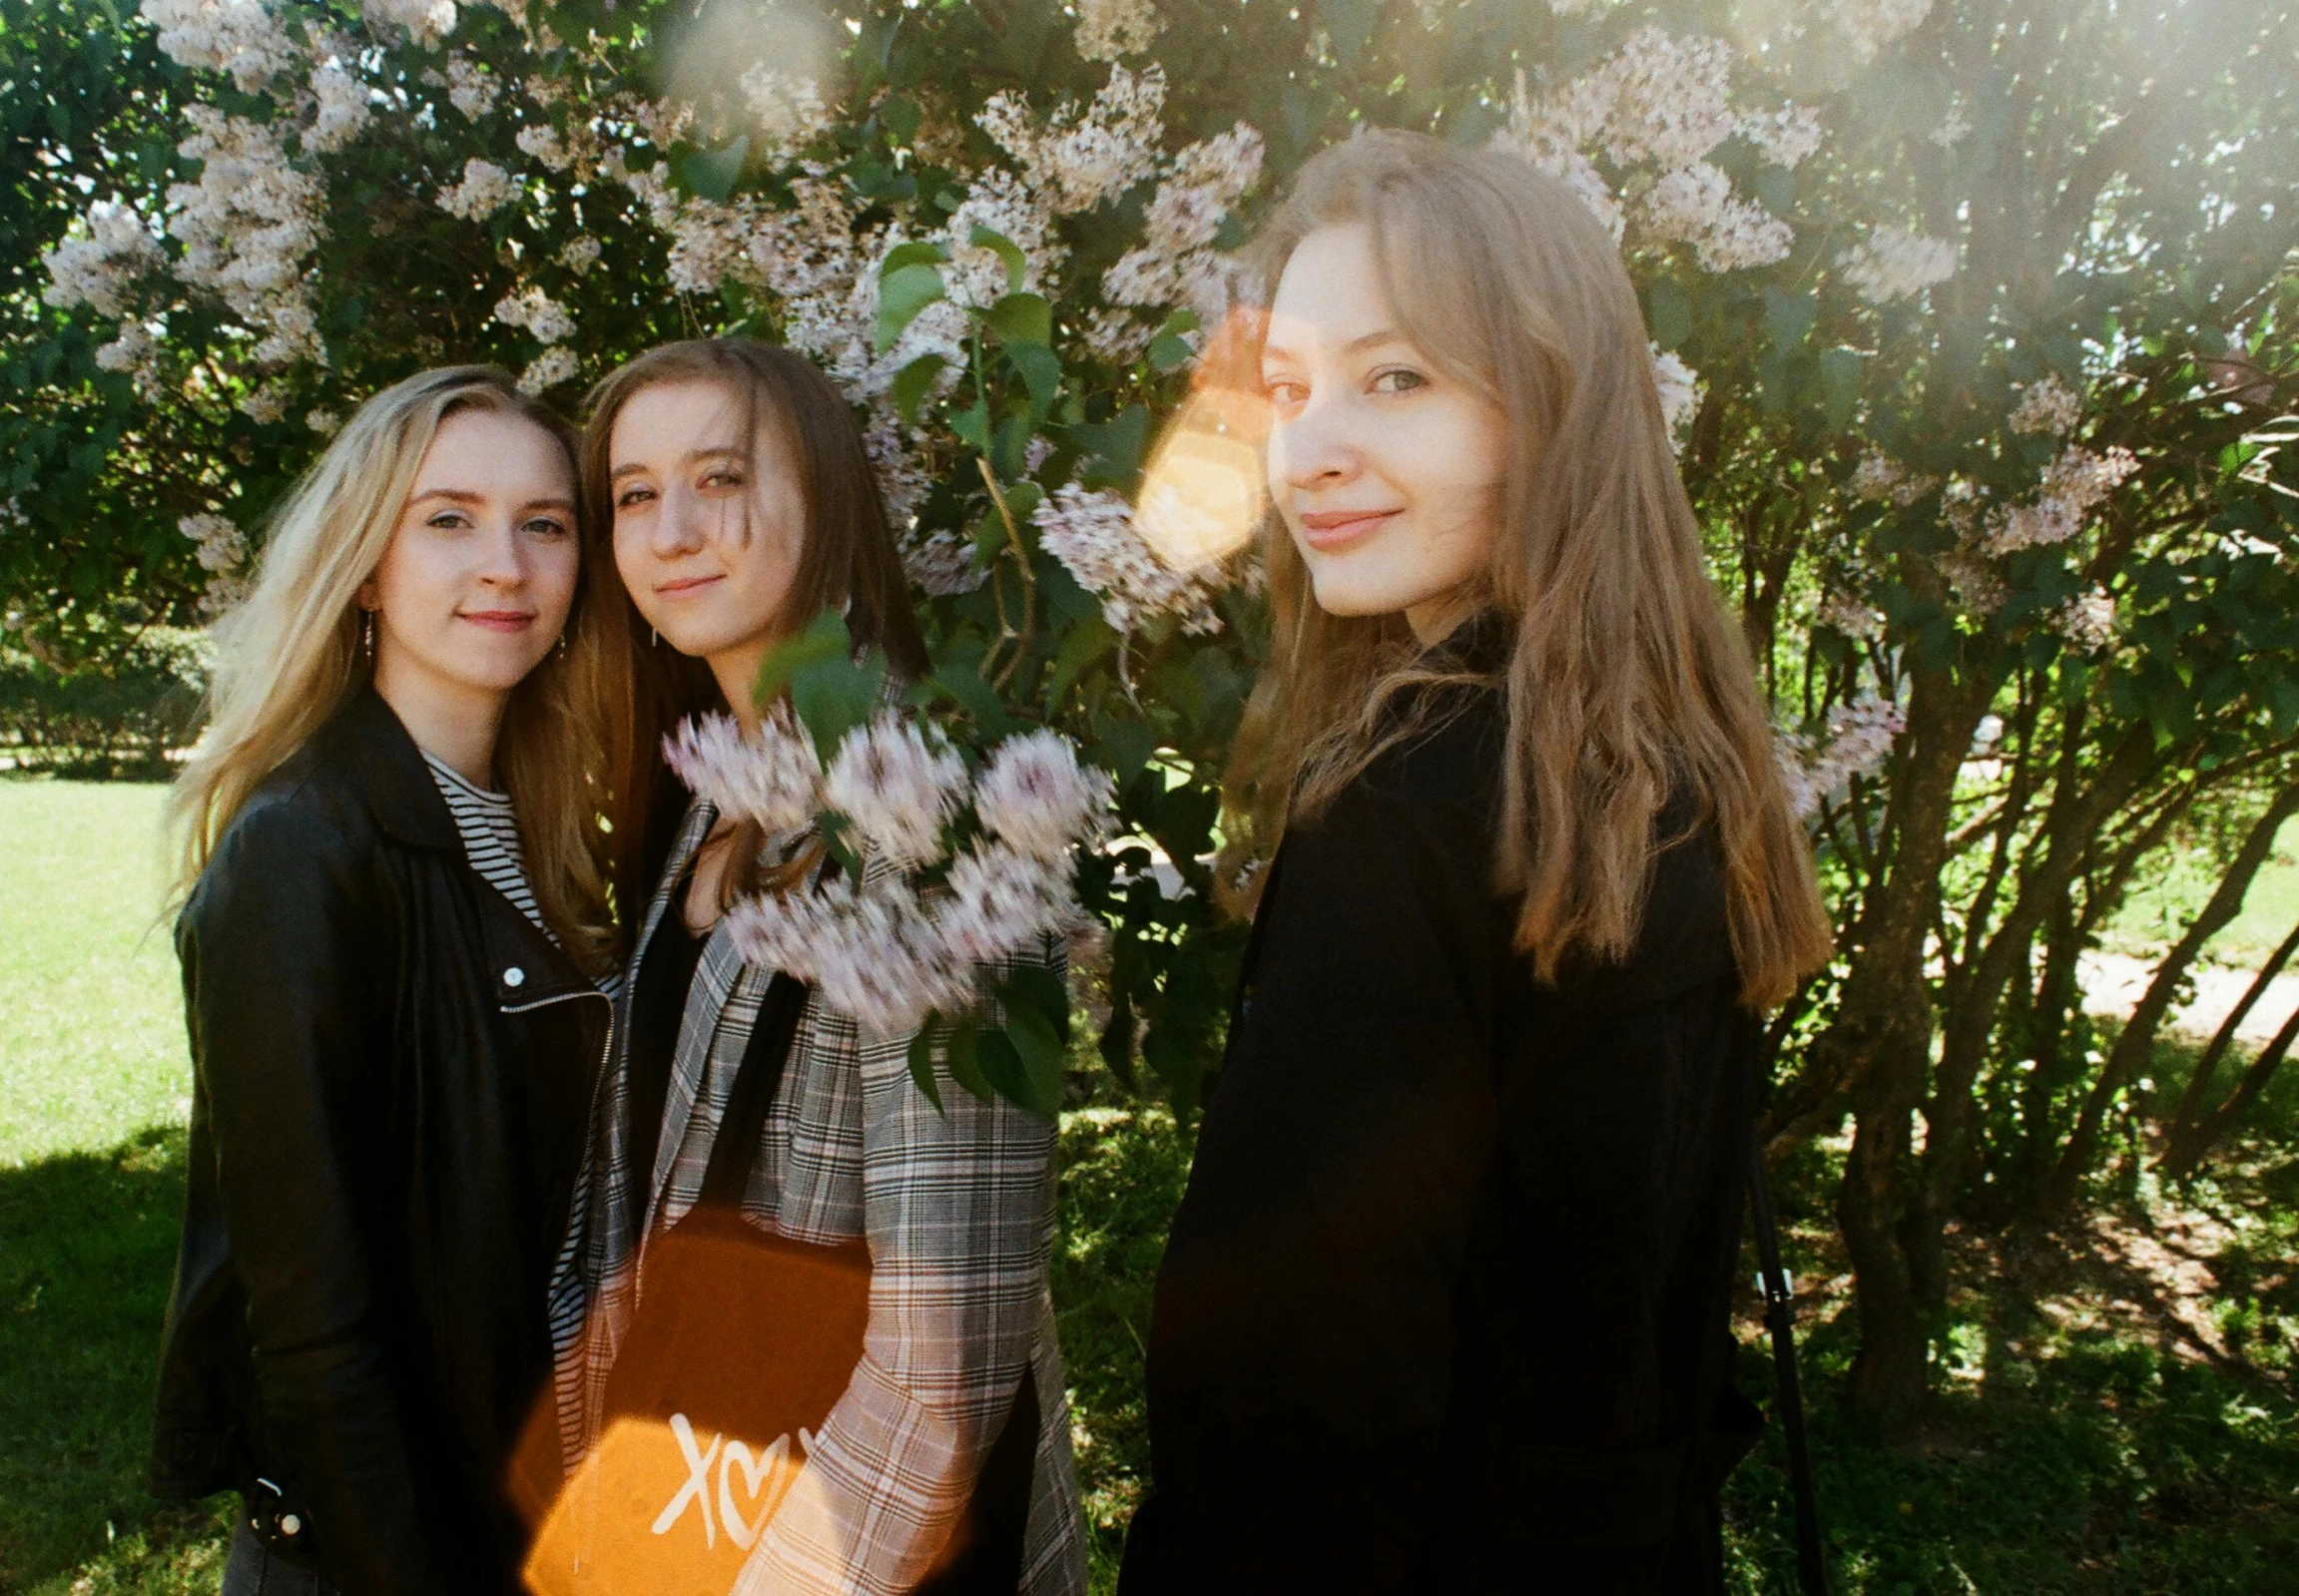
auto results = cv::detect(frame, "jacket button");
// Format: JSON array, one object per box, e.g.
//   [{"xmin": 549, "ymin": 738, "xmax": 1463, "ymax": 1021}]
[
  {"xmin": 280, "ymin": 1513, "xmax": 301, "ymax": 1537},
  {"xmin": 504, "ymin": 966, "xmax": 525, "ymax": 987}
]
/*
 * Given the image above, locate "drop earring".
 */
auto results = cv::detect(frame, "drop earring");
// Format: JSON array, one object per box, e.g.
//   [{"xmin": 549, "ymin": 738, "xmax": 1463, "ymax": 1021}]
[
  {"xmin": 650, "ymin": 625, "xmax": 660, "ymax": 648},
  {"xmin": 556, "ymin": 630, "xmax": 569, "ymax": 658},
  {"xmin": 359, "ymin": 609, "xmax": 375, "ymax": 659}
]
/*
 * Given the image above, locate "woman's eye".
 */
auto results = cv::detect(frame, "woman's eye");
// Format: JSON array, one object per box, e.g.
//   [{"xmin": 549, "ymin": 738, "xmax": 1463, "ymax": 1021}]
[
  {"xmin": 701, "ymin": 469, "xmax": 746, "ymax": 491},
  {"xmin": 523, "ymin": 516, "xmax": 569, "ymax": 538},
  {"xmin": 1263, "ymin": 378, "xmax": 1307, "ymax": 409},
  {"xmin": 1370, "ymin": 367, "xmax": 1429, "ymax": 395},
  {"xmin": 425, "ymin": 510, "xmax": 471, "ymax": 530},
  {"xmin": 616, "ymin": 486, "xmax": 655, "ymax": 510}
]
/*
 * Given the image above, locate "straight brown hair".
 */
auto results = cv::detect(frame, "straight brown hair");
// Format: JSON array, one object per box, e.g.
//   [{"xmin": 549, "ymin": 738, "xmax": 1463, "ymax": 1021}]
[
  {"xmin": 580, "ymin": 337, "xmax": 928, "ymax": 931},
  {"xmin": 1226, "ymin": 131, "xmax": 1831, "ymax": 1008}
]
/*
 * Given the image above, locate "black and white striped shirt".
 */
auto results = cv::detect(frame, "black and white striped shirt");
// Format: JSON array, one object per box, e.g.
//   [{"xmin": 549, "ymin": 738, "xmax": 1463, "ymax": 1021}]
[{"xmin": 422, "ymin": 753, "xmax": 550, "ymax": 939}]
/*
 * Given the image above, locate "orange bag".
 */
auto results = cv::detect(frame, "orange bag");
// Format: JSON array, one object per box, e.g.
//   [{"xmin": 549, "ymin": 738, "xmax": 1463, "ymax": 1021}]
[{"xmin": 518, "ymin": 972, "xmax": 871, "ymax": 1596}]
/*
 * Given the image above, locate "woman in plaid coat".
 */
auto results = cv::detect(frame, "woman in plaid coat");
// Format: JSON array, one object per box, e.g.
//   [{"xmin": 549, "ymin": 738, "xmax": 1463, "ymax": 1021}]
[{"xmin": 543, "ymin": 338, "xmax": 1088, "ymax": 1596}]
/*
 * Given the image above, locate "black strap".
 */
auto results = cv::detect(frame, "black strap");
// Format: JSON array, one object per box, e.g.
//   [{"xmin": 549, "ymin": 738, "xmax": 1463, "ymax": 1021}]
[
  {"xmin": 698, "ymin": 970, "xmax": 814, "ymax": 1210},
  {"xmin": 1748, "ymin": 1137, "xmax": 1830, "ymax": 1595}
]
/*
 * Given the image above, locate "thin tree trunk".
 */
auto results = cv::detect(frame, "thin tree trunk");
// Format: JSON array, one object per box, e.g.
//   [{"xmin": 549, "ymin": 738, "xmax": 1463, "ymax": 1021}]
[
  {"xmin": 2162, "ymin": 916, "xmax": 2299, "ymax": 1138},
  {"xmin": 2159, "ymin": 999, "xmax": 2299, "ymax": 1177},
  {"xmin": 2045, "ymin": 781, "xmax": 2299, "ymax": 1210}
]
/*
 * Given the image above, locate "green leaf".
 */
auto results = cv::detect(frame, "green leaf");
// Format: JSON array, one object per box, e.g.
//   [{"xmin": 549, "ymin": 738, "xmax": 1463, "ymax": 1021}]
[
  {"xmin": 878, "ymin": 240, "xmax": 949, "ymax": 276},
  {"xmin": 1001, "ymin": 964, "xmax": 1070, "ymax": 1034},
  {"xmin": 680, "ymin": 135, "xmax": 750, "ymax": 204},
  {"xmin": 1006, "ymin": 339, "xmax": 1063, "ymax": 407},
  {"xmin": 1046, "ymin": 612, "xmax": 1117, "ymax": 713},
  {"xmin": 1320, "ymin": 0, "xmax": 1382, "ymax": 64},
  {"xmin": 951, "ymin": 398, "xmax": 992, "ymax": 452},
  {"xmin": 945, "ymin": 1017, "xmax": 992, "ymax": 1102},
  {"xmin": 754, "ymin": 608, "xmax": 853, "ymax": 707},
  {"xmin": 1148, "ymin": 333, "xmax": 1195, "ymax": 373},
  {"xmin": 983, "ymin": 291, "xmax": 1053, "ymax": 346},
  {"xmin": 890, "ymin": 352, "xmax": 946, "ymax": 426},
  {"xmin": 1002, "ymin": 1007, "xmax": 1067, "ymax": 1117},
  {"xmin": 1818, "ymin": 345, "xmax": 1865, "ymax": 429},
  {"xmin": 790, "ymin": 649, "xmax": 886, "ymax": 758},
  {"xmin": 1646, "ymin": 278, "xmax": 1693, "ymax": 350},
  {"xmin": 874, "ymin": 262, "xmax": 947, "ymax": 353},
  {"xmin": 1069, "ymin": 405, "xmax": 1153, "ymax": 491},
  {"xmin": 968, "ymin": 225, "xmax": 1029, "ymax": 293},
  {"xmin": 906, "ymin": 1018, "xmax": 946, "ymax": 1113},
  {"xmin": 1762, "ymin": 287, "xmax": 1817, "ymax": 353},
  {"xmin": 881, "ymin": 96, "xmax": 922, "ymax": 147}
]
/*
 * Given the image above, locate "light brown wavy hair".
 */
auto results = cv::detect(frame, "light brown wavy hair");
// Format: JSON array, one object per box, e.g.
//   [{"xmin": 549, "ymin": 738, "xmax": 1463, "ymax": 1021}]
[
  {"xmin": 170, "ymin": 365, "xmax": 619, "ymax": 977},
  {"xmin": 1223, "ymin": 130, "xmax": 1830, "ymax": 1008},
  {"xmin": 579, "ymin": 337, "xmax": 928, "ymax": 928}
]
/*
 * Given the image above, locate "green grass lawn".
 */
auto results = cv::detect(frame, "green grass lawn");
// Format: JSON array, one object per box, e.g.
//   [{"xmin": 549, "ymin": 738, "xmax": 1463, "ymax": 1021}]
[
  {"xmin": 2108, "ymin": 814, "xmax": 2299, "ymax": 965},
  {"xmin": 5, "ymin": 777, "xmax": 2297, "ymax": 1593}
]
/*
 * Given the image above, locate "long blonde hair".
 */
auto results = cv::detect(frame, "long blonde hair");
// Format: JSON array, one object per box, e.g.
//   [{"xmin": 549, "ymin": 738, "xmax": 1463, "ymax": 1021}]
[
  {"xmin": 1225, "ymin": 131, "xmax": 1830, "ymax": 1008},
  {"xmin": 170, "ymin": 366, "xmax": 618, "ymax": 976}
]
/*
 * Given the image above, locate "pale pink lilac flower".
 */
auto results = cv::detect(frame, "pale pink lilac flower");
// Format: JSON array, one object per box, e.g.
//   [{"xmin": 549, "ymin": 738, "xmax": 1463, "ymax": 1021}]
[
  {"xmin": 493, "ymin": 285, "xmax": 574, "ymax": 344},
  {"xmin": 1776, "ymin": 695, "xmax": 1906, "ymax": 819},
  {"xmin": 662, "ymin": 709, "xmax": 823, "ymax": 833},
  {"xmin": 1075, "ymin": 0, "xmax": 1163, "ymax": 61},
  {"xmin": 975, "ymin": 730, "xmax": 1116, "ymax": 860},
  {"xmin": 2009, "ymin": 373, "xmax": 2082, "ymax": 435},
  {"xmin": 1837, "ymin": 0, "xmax": 1934, "ymax": 62},
  {"xmin": 1032, "ymin": 483, "xmax": 1226, "ymax": 636},
  {"xmin": 142, "ymin": 0, "xmax": 298, "ymax": 94},
  {"xmin": 517, "ymin": 345, "xmax": 579, "ymax": 394},
  {"xmin": 1837, "ymin": 227, "xmax": 1957, "ymax": 303},
  {"xmin": 444, "ymin": 53, "xmax": 498, "ymax": 119},
  {"xmin": 939, "ymin": 841, "xmax": 1077, "ymax": 962},
  {"xmin": 1649, "ymin": 344, "xmax": 1702, "ymax": 446},
  {"xmin": 180, "ymin": 513, "xmax": 246, "ymax": 573},
  {"xmin": 438, "ymin": 157, "xmax": 519, "ymax": 220},
  {"xmin": 306, "ymin": 64, "xmax": 371, "ymax": 153},
  {"xmin": 40, "ymin": 202, "xmax": 165, "ymax": 318},
  {"xmin": 166, "ymin": 107, "xmax": 324, "ymax": 365},
  {"xmin": 823, "ymin": 713, "xmax": 968, "ymax": 868},
  {"xmin": 1817, "ymin": 591, "xmax": 1886, "ymax": 642}
]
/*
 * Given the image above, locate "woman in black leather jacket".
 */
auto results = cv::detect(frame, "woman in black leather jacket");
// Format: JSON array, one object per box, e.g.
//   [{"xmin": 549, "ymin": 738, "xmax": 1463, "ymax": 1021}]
[
  {"xmin": 1119, "ymin": 134, "xmax": 1835, "ymax": 1592},
  {"xmin": 154, "ymin": 367, "xmax": 619, "ymax": 1595}
]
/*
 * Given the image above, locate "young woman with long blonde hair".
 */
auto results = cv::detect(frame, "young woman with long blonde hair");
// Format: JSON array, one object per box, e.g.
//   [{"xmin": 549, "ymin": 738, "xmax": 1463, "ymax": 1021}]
[
  {"xmin": 1121, "ymin": 132, "xmax": 1833, "ymax": 1594},
  {"xmin": 153, "ymin": 367, "xmax": 617, "ymax": 1596}
]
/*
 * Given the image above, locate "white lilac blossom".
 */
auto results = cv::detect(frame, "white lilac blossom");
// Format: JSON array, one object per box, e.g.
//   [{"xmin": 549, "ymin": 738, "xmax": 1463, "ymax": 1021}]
[
  {"xmin": 1739, "ymin": 105, "xmax": 1824, "ymax": 170},
  {"xmin": 1649, "ymin": 344, "xmax": 1702, "ymax": 446},
  {"xmin": 445, "ymin": 53, "xmax": 498, "ymax": 119},
  {"xmin": 558, "ymin": 235, "xmax": 602, "ymax": 273},
  {"xmin": 1491, "ymin": 71, "xmax": 1623, "ymax": 240},
  {"xmin": 726, "ymin": 873, "xmax": 976, "ymax": 1039},
  {"xmin": 438, "ymin": 156, "xmax": 519, "ymax": 220},
  {"xmin": 2009, "ymin": 373, "xmax": 2083, "ymax": 435},
  {"xmin": 1930, "ymin": 102, "xmax": 1973, "ymax": 149},
  {"xmin": 1776, "ymin": 695, "xmax": 1907, "ymax": 820},
  {"xmin": 976, "ymin": 67, "xmax": 1165, "ymax": 218},
  {"xmin": 898, "ymin": 529, "xmax": 987, "ymax": 598},
  {"xmin": 1100, "ymin": 123, "xmax": 1263, "ymax": 326},
  {"xmin": 739, "ymin": 65, "xmax": 833, "ymax": 165},
  {"xmin": 167, "ymin": 107, "xmax": 325, "ymax": 366},
  {"xmin": 1849, "ymin": 449, "xmax": 1938, "ymax": 505},
  {"xmin": 2055, "ymin": 587, "xmax": 2116, "ymax": 653},
  {"xmin": 305, "ymin": 407, "xmax": 341, "ymax": 434},
  {"xmin": 975, "ymin": 730, "xmax": 1116, "ymax": 860},
  {"xmin": 40, "ymin": 202, "xmax": 166, "ymax": 318},
  {"xmin": 306, "ymin": 64, "xmax": 372, "ymax": 153},
  {"xmin": 363, "ymin": 0, "xmax": 458, "ymax": 46},
  {"xmin": 516, "ymin": 345, "xmax": 579, "ymax": 394},
  {"xmin": 1598, "ymin": 28, "xmax": 1739, "ymax": 169},
  {"xmin": 1837, "ymin": 0, "xmax": 1934, "ymax": 62},
  {"xmin": 1980, "ymin": 445, "xmax": 2139, "ymax": 554},
  {"xmin": 514, "ymin": 124, "xmax": 571, "ymax": 171},
  {"xmin": 180, "ymin": 512, "xmax": 246, "ymax": 573},
  {"xmin": 1638, "ymin": 161, "xmax": 1793, "ymax": 271},
  {"xmin": 142, "ymin": 0, "xmax": 298, "ymax": 94},
  {"xmin": 939, "ymin": 840, "xmax": 1077, "ymax": 963},
  {"xmin": 96, "ymin": 323, "xmax": 166, "ymax": 399},
  {"xmin": 237, "ymin": 380, "xmax": 289, "ymax": 423},
  {"xmin": 493, "ymin": 286, "xmax": 575, "ymax": 344},
  {"xmin": 1033, "ymin": 482, "xmax": 1227, "ymax": 636},
  {"xmin": 662, "ymin": 708, "xmax": 823, "ymax": 834},
  {"xmin": 822, "ymin": 713, "xmax": 968, "ymax": 868},
  {"xmin": 1075, "ymin": 0, "xmax": 1164, "ymax": 62},
  {"xmin": 1837, "ymin": 227, "xmax": 1957, "ymax": 303},
  {"xmin": 1816, "ymin": 591, "xmax": 1886, "ymax": 642}
]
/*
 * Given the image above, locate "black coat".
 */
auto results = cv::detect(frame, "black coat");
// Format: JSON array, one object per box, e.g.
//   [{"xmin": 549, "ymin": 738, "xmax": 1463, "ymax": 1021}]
[
  {"xmin": 150, "ymin": 688, "xmax": 609, "ymax": 1595},
  {"xmin": 1121, "ymin": 668, "xmax": 1763, "ymax": 1595}
]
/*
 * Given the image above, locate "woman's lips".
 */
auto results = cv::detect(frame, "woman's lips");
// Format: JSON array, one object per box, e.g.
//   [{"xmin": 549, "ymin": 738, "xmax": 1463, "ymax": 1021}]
[
  {"xmin": 656, "ymin": 573, "xmax": 724, "ymax": 598},
  {"xmin": 459, "ymin": 609, "xmax": 535, "ymax": 632},
  {"xmin": 1295, "ymin": 507, "xmax": 1401, "ymax": 552}
]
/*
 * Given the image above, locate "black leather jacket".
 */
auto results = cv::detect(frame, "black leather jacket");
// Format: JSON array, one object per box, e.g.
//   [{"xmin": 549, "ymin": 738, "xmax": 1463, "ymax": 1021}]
[{"xmin": 150, "ymin": 688, "xmax": 610, "ymax": 1595}]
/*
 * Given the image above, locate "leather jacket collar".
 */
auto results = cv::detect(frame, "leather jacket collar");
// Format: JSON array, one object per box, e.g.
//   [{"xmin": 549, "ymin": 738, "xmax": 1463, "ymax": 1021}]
[{"xmin": 311, "ymin": 685, "xmax": 461, "ymax": 853}]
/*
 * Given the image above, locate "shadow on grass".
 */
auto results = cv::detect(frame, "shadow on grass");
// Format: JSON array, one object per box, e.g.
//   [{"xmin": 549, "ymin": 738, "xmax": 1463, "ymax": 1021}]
[{"xmin": 0, "ymin": 1125, "xmax": 230, "ymax": 1595}]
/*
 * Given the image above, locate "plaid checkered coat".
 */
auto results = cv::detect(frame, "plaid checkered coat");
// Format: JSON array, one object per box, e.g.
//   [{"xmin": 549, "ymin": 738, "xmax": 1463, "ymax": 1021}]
[{"xmin": 545, "ymin": 797, "xmax": 1089, "ymax": 1595}]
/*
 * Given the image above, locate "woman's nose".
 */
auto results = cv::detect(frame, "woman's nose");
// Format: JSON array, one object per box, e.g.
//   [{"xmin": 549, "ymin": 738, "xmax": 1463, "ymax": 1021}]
[
  {"xmin": 651, "ymin": 483, "xmax": 710, "ymax": 556},
  {"xmin": 1279, "ymin": 395, "xmax": 1360, "ymax": 490}
]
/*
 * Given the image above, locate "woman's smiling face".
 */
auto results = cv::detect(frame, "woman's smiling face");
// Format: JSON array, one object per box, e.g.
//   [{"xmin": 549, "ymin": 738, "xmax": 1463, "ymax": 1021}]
[
  {"xmin": 1261, "ymin": 222, "xmax": 1510, "ymax": 636},
  {"xmin": 608, "ymin": 378, "xmax": 807, "ymax": 671}
]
